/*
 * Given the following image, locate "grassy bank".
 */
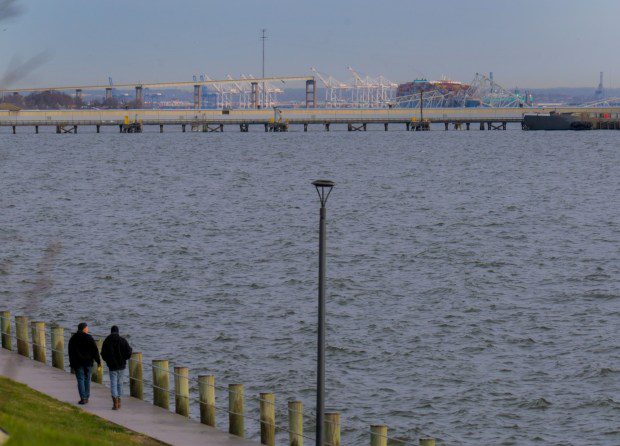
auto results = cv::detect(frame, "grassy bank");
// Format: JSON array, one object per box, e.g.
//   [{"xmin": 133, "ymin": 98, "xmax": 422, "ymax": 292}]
[{"xmin": 0, "ymin": 376, "xmax": 165, "ymax": 446}]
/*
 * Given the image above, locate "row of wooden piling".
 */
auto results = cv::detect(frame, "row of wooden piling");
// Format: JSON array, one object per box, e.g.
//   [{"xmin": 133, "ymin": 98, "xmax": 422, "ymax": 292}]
[{"xmin": 0, "ymin": 311, "xmax": 437, "ymax": 446}]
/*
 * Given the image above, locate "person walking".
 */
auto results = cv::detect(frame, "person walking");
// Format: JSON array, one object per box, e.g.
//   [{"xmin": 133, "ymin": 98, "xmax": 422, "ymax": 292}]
[
  {"xmin": 68, "ymin": 322, "xmax": 101, "ymax": 405},
  {"xmin": 100, "ymin": 325, "xmax": 132, "ymax": 410}
]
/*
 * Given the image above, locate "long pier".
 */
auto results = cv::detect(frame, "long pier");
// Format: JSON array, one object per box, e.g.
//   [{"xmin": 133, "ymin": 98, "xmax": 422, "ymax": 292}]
[{"xmin": 2, "ymin": 107, "xmax": 620, "ymax": 133}]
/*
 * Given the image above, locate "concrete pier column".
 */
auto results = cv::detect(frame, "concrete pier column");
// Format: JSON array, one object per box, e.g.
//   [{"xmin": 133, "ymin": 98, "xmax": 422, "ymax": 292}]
[
  {"xmin": 305, "ymin": 79, "xmax": 317, "ymax": 108},
  {"xmin": 12, "ymin": 126, "xmax": 16, "ymax": 134},
  {"xmin": 502, "ymin": 122, "xmax": 507, "ymax": 130},
  {"xmin": 160, "ymin": 124, "xmax": 164, "ymax": 133},
  {"xmin": 480, "ymin": 122, "xmax": 485, "ymax": 130},
  {"xmin": 384, "ymin": 123, "xmax": 388, "ymax": 131},
  {"xmin": 466, "ymin": 122, "xmax": 470, "ymax": 130},
  {"xmin": 56, "ymin": 125, "xmax": 61, "ymax": 134},
  {"xmin": 363, "ymin": 123, "xmax": 367, "ymax": 131},
  {"xmin": 73, "ymin": 126, "xmax": 77, "ymax": 134},
  {"xmin": 304, "ymin": 123, "xmax": 308, "ymax": 132},
  {"xmin": 182, "ymin": 124, "xmax": 186, "ymax": 133},
  {"xmin": 347, "ymin": 123, "xmax": 353, "ymax": 131},
  {"xmin": 487, "ymin": 122, "xmax": 491, "ymax": 130},
  {"xmin": 75, "ymin": 89, "xmax": 82, "ymax": 103},
  {"xmin": 193, "ymin": 84, "xmax": 201, "ymax": 110},
  {"xmin": 96, "ymin": 125, "xmax": 100, "ymax": 133},
  {"xmin": 105, "ymin": 88, "xmax": 112, "ymax": 101},
  {"xmin": 135, "ymin": 85, "xmax": 143, "ymax": 108},
  {"xmin": 251, "ymin": 82, "xmax": 259, "ymax": 109},
  {"xmin": 35, "ymin": 126, "xmax": 39, "ymax": 134},
  {"xmin": 444, "ymin": 122, "xmax": 449, "ymax": 131}
]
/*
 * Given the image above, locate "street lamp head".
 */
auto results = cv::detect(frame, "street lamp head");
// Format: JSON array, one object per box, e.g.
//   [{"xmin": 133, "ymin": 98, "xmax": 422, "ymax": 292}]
[{"xmin": 312, "ymin": 179, "xmax": 335, "ymax": 207}]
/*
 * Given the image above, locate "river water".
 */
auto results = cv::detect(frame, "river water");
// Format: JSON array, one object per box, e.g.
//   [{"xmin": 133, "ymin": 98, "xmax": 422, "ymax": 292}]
[{"xmin": 1, "ymin": 126, "xmax": 618, "ymax": 445}]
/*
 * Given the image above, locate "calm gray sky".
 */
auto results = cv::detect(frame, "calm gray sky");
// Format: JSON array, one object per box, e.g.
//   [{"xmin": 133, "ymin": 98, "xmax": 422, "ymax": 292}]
[{"xmin": 1, "ymin": 0, "xmax": 619, "ymax": 89}]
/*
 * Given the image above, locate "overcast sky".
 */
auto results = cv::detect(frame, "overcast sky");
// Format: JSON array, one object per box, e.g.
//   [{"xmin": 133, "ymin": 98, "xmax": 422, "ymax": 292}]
[{"xmin": 1, "ymin": 0, "xmax": 619, "ymax": 89}]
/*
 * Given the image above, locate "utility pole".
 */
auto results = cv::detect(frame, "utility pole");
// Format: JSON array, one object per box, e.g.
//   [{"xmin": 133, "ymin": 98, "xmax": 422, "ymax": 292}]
[{"xmin": 260, "ymin": 28, "xmax": 267, "ymax": 108}]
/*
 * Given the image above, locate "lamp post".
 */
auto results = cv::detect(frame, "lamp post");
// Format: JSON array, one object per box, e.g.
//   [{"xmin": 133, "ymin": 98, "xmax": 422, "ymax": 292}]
[{"xmin": 312, "ymin": 179, "xmax": 335, "ymax": 446}]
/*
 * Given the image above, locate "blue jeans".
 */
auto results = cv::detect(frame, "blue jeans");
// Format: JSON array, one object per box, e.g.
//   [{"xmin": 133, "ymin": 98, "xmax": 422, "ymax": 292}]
[
  {"xmin": 75, "ymin": 365, "xmax": 92, "ymax": 400},
  {"xmin": 109, "ymin": 369, "xmax": 123, "ymax": 398}
]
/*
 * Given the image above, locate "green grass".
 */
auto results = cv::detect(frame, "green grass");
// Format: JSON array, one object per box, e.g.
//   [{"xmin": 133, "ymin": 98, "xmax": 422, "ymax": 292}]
[{"xmin": 0, "ymin": 376, "xmax": 166, "ymax": 446}]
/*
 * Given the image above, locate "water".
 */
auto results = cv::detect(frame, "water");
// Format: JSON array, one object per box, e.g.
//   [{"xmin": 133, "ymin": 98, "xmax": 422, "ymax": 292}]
[{"xmin": 1, "ymin": 126, "xmax": 618, "ymax": 445}]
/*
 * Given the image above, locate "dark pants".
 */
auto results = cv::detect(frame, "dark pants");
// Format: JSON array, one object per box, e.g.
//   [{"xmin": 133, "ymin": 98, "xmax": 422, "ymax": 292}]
[{"xmin": 75, "ymin": 365, "xmax": 92, "ymax": 400}]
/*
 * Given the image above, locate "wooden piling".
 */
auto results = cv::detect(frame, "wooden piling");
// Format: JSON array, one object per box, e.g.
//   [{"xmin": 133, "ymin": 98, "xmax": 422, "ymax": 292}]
[
  {"xmin": 288, "ymin": 401, "xmax": 304, "ymax": 446},
  {"xmin": 370, "ymin": 425, "xmax": 387, "ymax": 446},
  {"xmin": 15, "ymin": 316, "xmax": 29, "ymax": 357},
  {"xmin": 51, "ymin": 326, "xmax": 64, "ymax": 369},
  {"xmin": 92, "ymin": 338, "xmax": 103, "ymax": 383},
  {"xmin": 0, "ymin": 311, "xmax": 11, "ymax": 350},
  {"xmin": 198, "ymin": 375, "xmax": 216, "ymax": 426},
  {"xmin": 419, "ymin": 439, "xmax": 436, "ymax": 446},
  {"xmin": 152, "ymin": 359, "xmax": 170, "ymax": 409},
  {"xmin": 228, "ymin": 383, "xmax": 244, "ymax": 437},
  {"xmin": 325, "ymin": 412, "xmax": 340, "ymax": 446},
  {"xmin": 31, "ymin": 321, "xmax": 46, "ymax": 363},
  {"xmin": 259, "ymin": 392, "xmax": 276, "ymax": 446},
  {"xmin": 129, "ymin": 352, "xmax": 144, "ymax": 399},
  {"xmin": 174, "ymin": 366, "xmax": 190, "ymax": 417}
]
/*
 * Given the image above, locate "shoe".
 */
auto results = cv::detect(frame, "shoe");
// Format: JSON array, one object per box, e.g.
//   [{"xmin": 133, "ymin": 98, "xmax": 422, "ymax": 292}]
[
  {"xmin": 112, "ymin": 397, "xmax": 118, "ymax": 410},
  {"xmin": 78, "ymin": 399, "xmax": 86, "ymax": 405},
  {"xmin": 117, "ymin": 398, "xmax": 121, "ymax": 409},
  {"xmin": 83, "ymin": 398, "xmax": 89, "ymax": 404}
]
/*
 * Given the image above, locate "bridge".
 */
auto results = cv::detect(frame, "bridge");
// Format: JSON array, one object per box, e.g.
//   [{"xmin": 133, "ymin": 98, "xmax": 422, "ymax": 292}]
[
  {"xmin": 0, "ymin": 76, "xmax": 317, "ymax": 109},
  {"xmin": 2, "ymin": 106, "xmax": 619, "ymax": 133}
]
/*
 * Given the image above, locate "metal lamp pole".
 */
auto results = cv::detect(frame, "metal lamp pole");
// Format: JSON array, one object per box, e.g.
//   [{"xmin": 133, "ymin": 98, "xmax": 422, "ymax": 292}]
[{"xmin": 312, "ymin": 179, "xmax": 335, "ymax": 446}]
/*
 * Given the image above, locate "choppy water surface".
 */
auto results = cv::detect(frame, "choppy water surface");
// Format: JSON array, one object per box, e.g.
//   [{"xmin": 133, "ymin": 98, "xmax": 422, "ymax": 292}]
[{"xmin": 1, "ymin": 127, "xmax": 619, "ymax": 445}]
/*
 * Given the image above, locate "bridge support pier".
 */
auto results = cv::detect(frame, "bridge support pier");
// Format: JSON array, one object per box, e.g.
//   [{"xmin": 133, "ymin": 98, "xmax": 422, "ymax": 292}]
[
  {"xmin": 182, "ymin": 124, "xmax": 186, "ymax": 133},
  {"xmin": 502, "ymin": 122, "xmax": 507, "ymax": 130},
  {"xmin": 480, "ymin": 122, "xmax": 485, "ymax": 130},
  {"xmin": 304, "ymin": 123, "xmax": 308, "ymax": 132},
  {"xmin": 466, "ymin": 123, "xmax": 470, "ymax": 130},
  {"xmin": 96, "ymin": 125, "xmax": 100, "ymax": 133},
  {"xmin": 324, "ymin": 123, "xmax": 330, "ymax": 131},
  {"xmin": 35, "ymin": 126, "xmax": 38, "ymax": 134},
  {"xmin": 135, "ymin": 86, "xmax": 143, "ymax": 108},
  {"xmin": 251, "ymin": 82, "xmax": 259, "ymax": 109},
  {"xmin": 75, "ymin": 89, "xmax": 82, "ymax": 104},
  {"xmin": 12, "ymin": 126, "xmax": 15, "ymax": 134},
  {"xmin": 384, "ymin": 123, "xmax": 388, "ymax": 131},
  {"xmin": 105, "ymin": 88, "xmax": 112, "ymax": 101},
  {"xmin": 56, "ymin": 125, "xmax": 61, "ymax": 134},
  {"xmin": 406, "ymin": 122, "xmax": 410, "ymax": 131},
  {"xmin": 193, "ymin": 85, "xmax": 201, "ymax": 110},
  {"xmin": 444, "ymin": 122, "xmax": 449, "ymax": 131},
  {"xmin": 160, "ymin": 125, "xmax": 164, "ymax": 133},
  {"xmin": 305, "ymin": 79, "xmax": 317, "ymax": 108}
]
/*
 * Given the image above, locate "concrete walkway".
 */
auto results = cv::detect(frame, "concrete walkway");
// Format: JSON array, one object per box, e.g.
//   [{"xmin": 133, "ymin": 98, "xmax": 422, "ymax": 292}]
[{"xmin": 0, "ymin": 348, "xmax": 257, "ymax": 446}]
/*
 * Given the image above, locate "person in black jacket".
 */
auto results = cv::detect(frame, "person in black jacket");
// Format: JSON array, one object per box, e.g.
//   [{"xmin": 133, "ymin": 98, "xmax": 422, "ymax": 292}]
[
  {"xmin": 68, "ymin": 322, "xmax": 101, "ymax": 405},
  {"xmin": 100, "ymin": 325, "xmax": 132, "ymax": 410}
]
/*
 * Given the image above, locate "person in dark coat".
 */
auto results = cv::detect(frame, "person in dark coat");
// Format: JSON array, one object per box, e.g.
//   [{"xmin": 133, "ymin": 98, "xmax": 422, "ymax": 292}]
[
  {"xmin": 100, "ymin": 325, "xmax": 132, "ymax": 410},
  {"xmin": 68, "ymin": 322, "xmax": 101, "ymax": 405}
]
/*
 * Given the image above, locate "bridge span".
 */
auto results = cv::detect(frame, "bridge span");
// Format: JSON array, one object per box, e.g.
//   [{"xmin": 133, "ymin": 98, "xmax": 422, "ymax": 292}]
[{"xmin": 1, "ymin": 107, "xmax": 619, "ymax": 133}]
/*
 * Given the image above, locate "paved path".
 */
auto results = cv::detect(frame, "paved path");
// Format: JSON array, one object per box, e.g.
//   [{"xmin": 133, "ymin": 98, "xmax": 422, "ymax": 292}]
[{"xmin": 0, "ymin": 348, "xmax": 257, "ymax": 446}]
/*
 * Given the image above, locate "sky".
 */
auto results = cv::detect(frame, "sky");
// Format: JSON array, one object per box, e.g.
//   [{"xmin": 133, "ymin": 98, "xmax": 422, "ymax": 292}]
[{"xmin": 1, "ymin": 0, "xmax": 619, "ymax": 89}]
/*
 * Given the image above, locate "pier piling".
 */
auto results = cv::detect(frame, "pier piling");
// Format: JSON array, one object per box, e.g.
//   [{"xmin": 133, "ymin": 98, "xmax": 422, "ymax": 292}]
[
  {"xmin": 198, "ymin": 375, "xmax": 216, "ymax": 427},
  {"xmin": 15, "ymin": 316, "xmax": 29, "ymax": 357},
  {"xmin": 51, "ymin": 326, "xmax": 64, "ymax": 369},
  {"xmin": 370, "ymin": 425, "xmax": 388, "ymax": 446},
  {"xmin": 325, "ymin": 412, "xmax": 341, "ymax": 446},
  {"xmin": 259, "ymin": 392, "xmax": 276, "ymax": 446},
  {"xmin": 174, "ymin": 366, "xmax": 190, "ymax": 417},
  {"xmin": 92, "ymin": 338, "xmax": 103, "ymax": 383},
  {"xmin": 0, "ymin": 311, "xmax": 11, "ymax": 350},
  {"xmin": 152, "ymin": 359, "xmax": 170, "ymax": 409},
  {"xmin": 228, "ymin": 383, "xmax": 245, "ymax": 437},
  {"xmin": 31, "ymin": 321, "xmax": 46, "ymax": 363},
  {"xmin": 129, "ymin": 352, "xmax": 144, "ymax": 399},
  {"xmin": 288, "ymin": 401, "xmax": 303, "ymax": 446}
]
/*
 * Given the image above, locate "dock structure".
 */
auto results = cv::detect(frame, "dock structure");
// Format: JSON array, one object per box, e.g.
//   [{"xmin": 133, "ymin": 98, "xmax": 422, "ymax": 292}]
[{"xmin": 2, "ymin": 106, "xmax": 619, "ymax": 133}]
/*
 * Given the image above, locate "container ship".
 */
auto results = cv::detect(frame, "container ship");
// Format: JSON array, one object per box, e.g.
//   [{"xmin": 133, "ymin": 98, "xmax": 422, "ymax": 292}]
[{"xmin": 396, "ymin": 78, "xmax": 472, "ymax": 106}]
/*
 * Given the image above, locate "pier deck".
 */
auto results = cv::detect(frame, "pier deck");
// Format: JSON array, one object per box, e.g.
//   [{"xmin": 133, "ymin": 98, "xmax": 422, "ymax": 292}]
[
  {"xmin": 1, "ymin": 107, "xmax": 619, "ymax": 133},
  {"xmin": 0, "ymin": 348, "xmax": 257, "ymax": 446}
]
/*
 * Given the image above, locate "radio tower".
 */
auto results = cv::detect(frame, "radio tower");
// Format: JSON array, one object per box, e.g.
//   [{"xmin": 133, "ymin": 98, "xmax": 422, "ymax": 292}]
[{"xmin": 595, "ymin": 71, "xmax": 604, "ymax": 99}]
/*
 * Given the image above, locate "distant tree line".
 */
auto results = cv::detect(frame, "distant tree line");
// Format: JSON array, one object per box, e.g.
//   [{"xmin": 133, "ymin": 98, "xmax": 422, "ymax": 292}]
[{"xmin": 1, "ymin": 91, "xmax": 141, "ymax": 109}]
